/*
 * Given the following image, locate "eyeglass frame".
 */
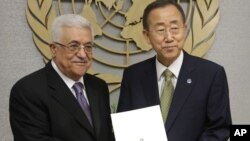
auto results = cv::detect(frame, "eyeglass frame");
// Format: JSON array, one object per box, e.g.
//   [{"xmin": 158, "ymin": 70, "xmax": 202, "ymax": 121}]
[
  {"xmin": 146, "ymin": 24, "xmax": 185, "ymax": 37},
  {"xmin": 53, "ymin": 41, "xmax": 94, "ymax": 53}
]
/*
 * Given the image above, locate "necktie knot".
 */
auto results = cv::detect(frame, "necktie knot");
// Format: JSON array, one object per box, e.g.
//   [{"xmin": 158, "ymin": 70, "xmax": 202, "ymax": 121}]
[
  {"xmin": 164, "ymin": 69, "xmax": 174, "ymax": 82},
  {"xmin": 72, "ymin": 82, "xmax": 84, "ymax": 96}
]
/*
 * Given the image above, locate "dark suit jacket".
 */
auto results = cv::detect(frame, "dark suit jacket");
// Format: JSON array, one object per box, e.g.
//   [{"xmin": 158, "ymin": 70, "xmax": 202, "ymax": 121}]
[
  {"xmin": 117, "ymin": 51, "xmax": 231, "ymax": 141},
  {"xmin": 9, "ymin": 62, "xmax": 114, "ymax": 141}
]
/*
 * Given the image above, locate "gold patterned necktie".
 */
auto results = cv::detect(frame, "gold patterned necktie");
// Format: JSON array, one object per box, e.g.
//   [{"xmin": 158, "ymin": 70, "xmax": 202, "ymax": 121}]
[{"xmin": 160, "ymin": 69, "xmax": 174, "ymax": 123}]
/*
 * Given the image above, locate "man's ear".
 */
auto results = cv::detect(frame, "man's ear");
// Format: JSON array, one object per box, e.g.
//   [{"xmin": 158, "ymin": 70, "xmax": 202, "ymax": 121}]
[
  {"xmin": 143, "ymin": 30, "xmax": 151, "ymax": 44},
  {"xmin": 49, "ymin": 44, "xmax": 56, "ymax": 57},
  {"xmin": 183, "ymin": 24, "xmax": 187, "ymax": 36}
]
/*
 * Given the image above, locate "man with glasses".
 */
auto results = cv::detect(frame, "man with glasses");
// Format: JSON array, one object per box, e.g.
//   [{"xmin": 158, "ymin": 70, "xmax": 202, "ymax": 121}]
[
  {"xmin": 9, "ymin": 14, "xmax": 114, "ymax": 141},
  {"xmin": 117, "ymin": 1, "xmax": 231, "ymax": 141}
]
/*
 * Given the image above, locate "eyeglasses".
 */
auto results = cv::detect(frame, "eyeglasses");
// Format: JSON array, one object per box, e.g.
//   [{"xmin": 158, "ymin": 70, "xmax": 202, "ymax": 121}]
[
  {"xmin": 148, "ymin": 25, "xmax": 185, "ymax": 36},
  {"xmin": 53, "ymin": 41, "xmax": 93, "ymax": 53}
]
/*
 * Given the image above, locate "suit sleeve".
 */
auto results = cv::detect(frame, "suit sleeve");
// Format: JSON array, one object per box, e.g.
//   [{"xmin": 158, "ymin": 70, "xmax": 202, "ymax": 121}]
[
  {"xmin": 9, "ymin": 83, "xmax": 63, "ymax": 141},
  {"xmin": 101, "ymin": 80, "xmax": 116, "ymax": 141},
  {"xmin": 199, "ymin": 67, "xmax": 232, "ymax": 141},
  {"xmin": 117, "ymin": 68, "xmax": 131, "ymax": 112}
]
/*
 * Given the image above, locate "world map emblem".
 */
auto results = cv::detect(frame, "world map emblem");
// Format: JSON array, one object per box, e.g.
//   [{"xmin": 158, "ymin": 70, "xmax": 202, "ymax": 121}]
[{"xmin": 26, "ymin": 0, "xmax": 220, "ymax": 94}]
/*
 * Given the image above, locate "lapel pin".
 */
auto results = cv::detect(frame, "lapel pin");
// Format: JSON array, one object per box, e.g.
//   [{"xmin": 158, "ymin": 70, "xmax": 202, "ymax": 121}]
[{"xmin": 187, "ymin": 78, "xmax": 192, "ymax": 84}]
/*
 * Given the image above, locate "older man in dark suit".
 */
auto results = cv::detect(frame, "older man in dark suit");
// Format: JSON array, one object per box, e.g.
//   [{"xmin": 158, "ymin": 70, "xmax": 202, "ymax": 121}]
[
  {"xmin": 9, "ymin": 14, "xmax": 114, "ymax": 141},
  {"xmin": 117, "ymin": 1, "xmax": 231, "ymax": 141}
]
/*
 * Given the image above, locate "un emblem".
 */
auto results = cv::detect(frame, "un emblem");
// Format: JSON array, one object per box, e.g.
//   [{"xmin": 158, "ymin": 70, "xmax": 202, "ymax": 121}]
[{"xmin": 26, "ymin": 0, "xmax": 220, "ymax": 94}]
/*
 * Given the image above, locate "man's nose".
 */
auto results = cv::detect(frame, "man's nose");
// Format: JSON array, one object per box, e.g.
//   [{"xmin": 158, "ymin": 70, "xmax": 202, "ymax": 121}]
[
  {"xmin": 77, "ymin": 47, "xmax": 87, "ymax": 57},
  {"xmin": 164, "ymin": 30, "xmax": 174, "ymax": 42}
]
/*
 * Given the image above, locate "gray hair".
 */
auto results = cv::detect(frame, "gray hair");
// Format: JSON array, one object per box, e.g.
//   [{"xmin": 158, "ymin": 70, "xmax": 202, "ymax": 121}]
[{"xmin": 51, "ymin": 14, "xmax": 94, "ymax": 42}]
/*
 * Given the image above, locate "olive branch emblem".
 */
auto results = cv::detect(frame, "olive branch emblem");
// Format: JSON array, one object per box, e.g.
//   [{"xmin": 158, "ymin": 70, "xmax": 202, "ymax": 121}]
[
  {"xmin": 184, "ymin": 0, "xmax": 220, "ymax": 57},
  {"xmin": 26, "ymin": 0, "xmax": 55, "ymax": 62},
  {"xmin": 26, "ymin": 0, "xmax": 220, "ymax": 93}
]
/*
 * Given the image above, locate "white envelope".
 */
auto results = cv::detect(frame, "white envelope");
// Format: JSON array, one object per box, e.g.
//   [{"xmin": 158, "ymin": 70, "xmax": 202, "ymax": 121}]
[{"xmin": 111, "ymin": 105, "xmax": 168, "ymax": 141}]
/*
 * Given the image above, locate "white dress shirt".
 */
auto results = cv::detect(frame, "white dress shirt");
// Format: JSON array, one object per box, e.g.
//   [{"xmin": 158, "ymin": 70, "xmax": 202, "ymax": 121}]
[
  {"xmin": 51, "ymin": 60, "xmax": 89, "ymax": 104},
  {"xmin": 156, "ymin": 51, "xmax": 184, "ymax": 98}
]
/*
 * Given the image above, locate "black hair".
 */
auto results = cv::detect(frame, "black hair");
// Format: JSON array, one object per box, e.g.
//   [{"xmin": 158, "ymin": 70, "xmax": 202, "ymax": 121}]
[{"xmin": 142, "ymin": 0, "xmax": 186, "ymax": 30}]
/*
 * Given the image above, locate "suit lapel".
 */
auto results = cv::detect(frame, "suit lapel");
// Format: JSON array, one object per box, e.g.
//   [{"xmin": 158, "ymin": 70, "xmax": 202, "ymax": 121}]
[
  {"xmin": 165, "ymin": 52, "xmax": 196, "ymax": 132},
  {"xmin": 46, "ymin": 62, "xmax": 95, "ymax": 135},
  {"xmin": 142, "ymin": 57, "xmax": 160, "ymax": 106}
]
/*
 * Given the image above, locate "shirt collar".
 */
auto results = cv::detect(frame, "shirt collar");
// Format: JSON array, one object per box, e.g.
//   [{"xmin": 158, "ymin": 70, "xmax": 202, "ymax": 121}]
[
  {"xmin": 51, "ymin": 60, "xmax": 84, "ymax": 89},
  {"xmin": 156, "ymin": 50, "xmax": 184, "ymax": 80}
]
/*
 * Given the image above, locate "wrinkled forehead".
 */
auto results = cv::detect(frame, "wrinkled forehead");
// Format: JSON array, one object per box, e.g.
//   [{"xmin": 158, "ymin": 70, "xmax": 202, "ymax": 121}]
[
  {"xmin": 147, "ymin": 5, "xmax": 184, "ymax": 27},
  {"xmin": 56, "ymin": 26, "xmax": 93, "ymax": 42},
  {"xmin": 57, "ymin": 26, "xmax": 93, "ymax": 40}
]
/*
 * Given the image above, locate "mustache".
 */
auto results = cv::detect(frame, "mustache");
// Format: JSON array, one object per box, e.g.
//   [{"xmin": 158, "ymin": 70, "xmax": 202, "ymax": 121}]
[{"xmin": 72, "ymin": 58, "xmax": 89, "ymax": 63}]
